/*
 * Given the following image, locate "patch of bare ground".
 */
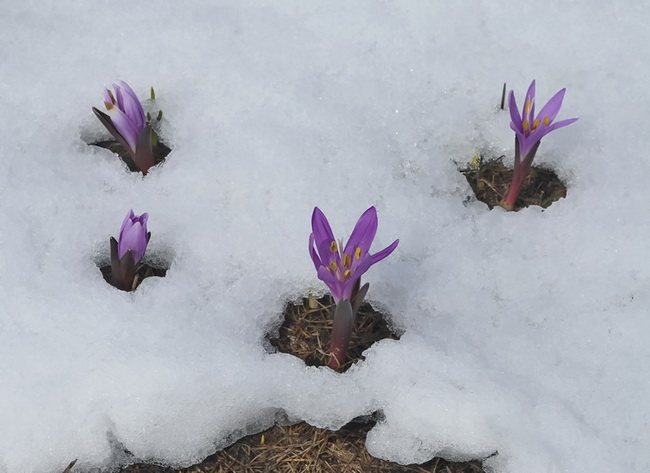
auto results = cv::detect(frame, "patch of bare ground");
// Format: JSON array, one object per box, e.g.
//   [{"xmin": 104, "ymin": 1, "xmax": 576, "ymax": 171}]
[
  {"xmin": 267, "ymin": 295, "xmax": 399, "ymax": 372},
  {"xmin": 64, "ymin": 298, "xmax": 487, "ymax": 473},
  {"xmin": 107, "ymin": 419, "xmax": 486, "ymax": 473},
  {"xmin": 461, "ymin": 155, "xmax": 566, "ymax": 210},
  {"xmin": 93, "ymin": 140, "xmax": 171, "ymax": 173},
  {"xmin": 100, "ymin": 263, "xmax": 167, "ymax": 291}
]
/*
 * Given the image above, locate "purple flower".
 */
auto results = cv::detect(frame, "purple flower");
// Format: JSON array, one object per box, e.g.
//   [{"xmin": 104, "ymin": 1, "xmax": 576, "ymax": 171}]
[
  {"xmin": 500, "ymin": 80, "xmax": 578, "ymax": 211},
  {"xmin": 109, "ymin": 210, "xmax": 151, "ymax": 291},
  {"xmin": 102, "ymin": 81, "xmax": 146, "ymax": 154},
  {"xmin": 118, "ymin": 210, "xmax": 150, "ymax": 264},
  {"xmin": 92, "ymin": 81, "xmax": 155, "ymax": 174},
  {"xmin": 508, "ymin": 80, "xmax": 578, "ymax": 160},
  {"xmin": 309, "ymin": 206, "xmax": 399, "ymax": 303}
]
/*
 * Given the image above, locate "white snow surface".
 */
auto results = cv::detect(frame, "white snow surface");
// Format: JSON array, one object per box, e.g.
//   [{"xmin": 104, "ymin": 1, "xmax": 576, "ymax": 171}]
[{"xmin": 1, "ymin": 1, "xmax": 649, "ymax": 472}]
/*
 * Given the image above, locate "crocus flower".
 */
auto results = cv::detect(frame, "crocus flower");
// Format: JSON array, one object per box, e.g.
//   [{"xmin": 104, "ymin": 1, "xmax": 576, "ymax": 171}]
[
  {"xmin": 309, "ymin": 206, "xmax": 398, "ymax": 370},
  {"xmin": 310, "ymin": 206, "xmax": 399, "ymax": 303},
  {"xmin": 93, "ymin": 81, "xmax": 155, "ymax": 174},
  {"xmin": 110, "ymin": 210, "xmax": 151, "ymax": 291},
  {"xmin": 500, "ymin": 80, "xmax": 578, "ymax": 211},
  {"xmin": 118, "ymin": 210, "xmax": 150, "ymax": 264}
]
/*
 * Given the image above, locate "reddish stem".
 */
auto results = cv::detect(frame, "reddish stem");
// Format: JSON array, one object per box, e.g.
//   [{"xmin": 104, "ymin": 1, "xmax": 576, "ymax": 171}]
[{"xmin": 500, "ymin": 140, "xmax": 540, "ymax": 211}]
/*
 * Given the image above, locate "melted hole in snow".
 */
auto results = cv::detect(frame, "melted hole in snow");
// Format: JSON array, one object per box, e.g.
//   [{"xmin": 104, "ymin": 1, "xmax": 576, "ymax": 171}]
[
  {"xmin": 459, "ymin": 154, "xmax": 567, "ymax": 211},
  {"xmin": 91, "ymin": 139, "xmax": 172, "ymax": 174},
  {"xmin": 266, "ymin": 295, "xmax": 401, "ymax": 373},
  {"xmin": 96, "ymin": 249, "xmax": 172, "ymax": 293}
]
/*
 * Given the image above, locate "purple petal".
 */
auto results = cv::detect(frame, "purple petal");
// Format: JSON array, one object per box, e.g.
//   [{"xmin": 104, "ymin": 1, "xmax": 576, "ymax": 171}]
[
  {"xmin": 118, "ymin": 81, "xmax": 146, "ymax": 130},
  {"xmin": 309, "ymin": 233, "xmax": 322, "ymax": 270},
  {"xmin": 121, "ymin": 209, "xmax": 135, "ymax": 228},
  {"xmin": 342, "ymin": 206, "xmax": 378, "ymax": 257},
  {"xmin": 370, "ymin": 238, "xmax": 399, "ymax": 265},
  {"xmin": 114, "ymin": 84, "xmax": 126, "ymax": 112},
  {"xmin": 117, "ymin": 210, "xmax": 149, "ymax": 263},
  {"xmin": 523, "ymin": 80, "xmax": 536, "ymax": 124},
  {"xmin": 337, "ymin": 255, "xmax": 373, "ymax": 301},
  {"xmin": 317, "ymin": 266, "xmax": 344, "ymax": 301},
  {"xmin": 536, "ymin": 88, "xmax": 566, "ymax": 125},
  {"xmin": 118, "ymin": 223, "xmax": 145, "ymax": 260},
  {"xmin": 311, "ymin": 207, "xmax": 340, "ymax": 266},
  {"xmin": 545, "ymin": 117, "xmax": 579, "ymax": 133},
  {"xmin": 103, "ymin": 88, "xmax": 115, "ymax": 105},
  {"xmin": 508, "ymin": 91, "xmax": 522, "ymax": 132},
  {"xmin": 104, "ymin": 106, "xmax": 140, "ymax": 153},
  {"xmin": 515, "ymin": 132, "xmax": 539, "ymax": 161}
]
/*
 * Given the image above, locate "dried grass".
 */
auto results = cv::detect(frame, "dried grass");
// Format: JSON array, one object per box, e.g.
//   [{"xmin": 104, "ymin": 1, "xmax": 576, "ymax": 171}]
[
  {"xmin": 116, "ymin": 421, "xmax": 485, "ymax": 473},
  {"xmin": 67, "ymin": 282, "xmax": 487, "ymax": 473},
  {"xmin": 267, "ymin": 295, "xmax": 400, "ymax": 371},
  {"xmin": 460, "ymin": 155, "xmax": 567, "ymax": 210}
]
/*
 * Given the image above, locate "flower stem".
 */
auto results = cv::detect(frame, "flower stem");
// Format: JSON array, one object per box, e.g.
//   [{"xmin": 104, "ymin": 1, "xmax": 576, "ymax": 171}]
[{"xmin": 499, "ymin": 140, "xmax": 540, "ymax": 211}]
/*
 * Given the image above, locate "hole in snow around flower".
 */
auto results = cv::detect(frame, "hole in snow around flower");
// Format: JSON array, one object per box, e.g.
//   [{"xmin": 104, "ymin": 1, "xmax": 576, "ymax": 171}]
[
  {"xmin": 266, "ymin": 295, "xmax": 401, "ymax": 373},
  {"xmin": 92, "ymin": 139, "xmax": 172, "ymax": 174},
  {"xmin": 95, "ymin": 247, "xmax": 172, "ymax": 292},
  {"xmin": 459, "ymin": 153, "xmax": 567, "ymax": 211}
]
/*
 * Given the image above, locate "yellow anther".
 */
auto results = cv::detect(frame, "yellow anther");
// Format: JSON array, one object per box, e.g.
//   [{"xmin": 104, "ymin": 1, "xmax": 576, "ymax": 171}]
[
  {"xmin": 344, "ymin": 270, "xmax": 351, "ymax": 279},
  {"xmin": 524, "ymin": 99, "xmax": 534, "ymax": 115},
  {"xmin": 343, "ymin": 254, "xmax": 351, "ymax": 267},
  {"xmin": 532, "ymin": 119, "xmax": 540, "ymax": 130},
  {"xmin": 330, "ymin": 262, "xmax": 338, "ymax": 271},
  {"xmin": 355, "ymin": 247, "xmax": 362, "ymax": 259},
  {"xmin": 325, "ymin": 266, "xmax": 331, "ymax": 272},
  {"xmin": 104, "ymin": 101, "xmax": 114, "ymax": 111},
  {"xmin": 543, "ymin": 116, "xmax": 550, "ymax": 126},
  {"xmin": 522, "ymin": 120, "xmax": 530, "ymax": 132},
  {"xmin": 330, "ymin": 240, "xmax": 338, "ymax": 252}
]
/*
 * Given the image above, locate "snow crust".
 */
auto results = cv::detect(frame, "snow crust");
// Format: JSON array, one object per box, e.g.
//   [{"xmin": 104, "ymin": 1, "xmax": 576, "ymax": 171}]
[{"xmin": 1, "ymin": 1, "xmax": 649, "ymax": 472}]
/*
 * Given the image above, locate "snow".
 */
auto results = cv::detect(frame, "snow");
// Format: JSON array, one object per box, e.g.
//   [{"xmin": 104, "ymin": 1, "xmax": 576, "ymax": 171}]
[{"xmin": 1, "ymin": 1, "xmax": 649, "ymax": 472}]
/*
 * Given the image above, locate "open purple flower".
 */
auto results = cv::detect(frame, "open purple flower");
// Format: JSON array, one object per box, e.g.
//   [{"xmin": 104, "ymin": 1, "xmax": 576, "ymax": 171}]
[
  {"xmin": 310, "ymin": 206, "xmax": 399, "ymax": 303},
  {"xmin": 500, "ymin": 80, "xmax": 578, "ymax": 211},
  {"xmin": 109, "ymin": 210, "xmax": 151, "ymax": 291},
  {"xmin": 93, "ymin": 81, "xmax": 155, "ymax": 174},
  {"xmin": 309, "ymin": 206, "xmax": 398, "ymax": 369}
]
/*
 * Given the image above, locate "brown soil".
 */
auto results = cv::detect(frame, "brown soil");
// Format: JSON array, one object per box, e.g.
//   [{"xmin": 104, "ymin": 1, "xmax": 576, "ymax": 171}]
[
  {"xmin": 62, "ymin": 297, "xmax": 487, "ymax": 473},
  {"xmin": 267, "ymin": 295, "xmax": 400, "ymax": 372},
  {"xmin": 108, "ymin": 420, "xmax": 487, "ymax": 473},
  {"xmin": 460, "ymin": 155, "xmax": 566, "ymax": 210}
]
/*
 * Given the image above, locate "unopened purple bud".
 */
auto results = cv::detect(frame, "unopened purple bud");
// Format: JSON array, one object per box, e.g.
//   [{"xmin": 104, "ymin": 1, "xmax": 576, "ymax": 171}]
[
  {"xmin": 118, "ymin": 209, "xmax": 149, "ymax": 264},
  {"xmin": 102, "ymin": 81, "xmax": 147, "ymax": 154}
]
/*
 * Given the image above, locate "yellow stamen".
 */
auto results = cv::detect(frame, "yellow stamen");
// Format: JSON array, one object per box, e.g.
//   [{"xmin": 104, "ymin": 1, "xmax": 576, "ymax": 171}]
[
  {"xmin": 355, "ymin": 247, "xmax": 362, "ymax": 259},
  {"xmin": 344, "ymin": 270, "xmax": 351, "ymax": 279},
  {"xmin": 524, "ymin": 99, "xmax": 534, "ymax": 115},
  {"xmin": 325, "ymin": 266, "xmax": 331, "ymax": 272},
  {"xmin": 532, "ymin": 119, "xmax": 540, "ymax": 130},
  {"xmin": 330, "ymin": 262, "xmax": 338, "ymax": 271},
  {"xmin": 330, "ymin": 240, "xmax": 338, "ymax": 252},
  {"xmin": 543, "ymin": 116, "xmax": 550, "ymax": 126},
  {"xmin": 522, "ymin": 120, "xmax": 530, "ymax": 132},
  {"xmin": 343, "ymin": 254, "xmax": 351, "ymax": 267}
]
